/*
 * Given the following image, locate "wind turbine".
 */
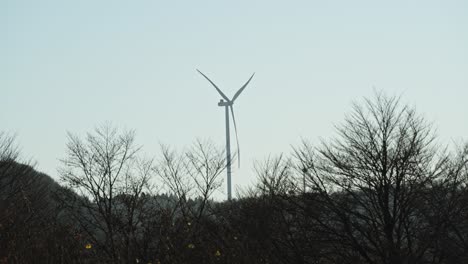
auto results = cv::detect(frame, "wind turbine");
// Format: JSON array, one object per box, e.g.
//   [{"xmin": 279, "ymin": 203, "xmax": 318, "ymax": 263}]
[{"xmin": 197, "ymin": 69, "xmax": 255, "ymax": 201}]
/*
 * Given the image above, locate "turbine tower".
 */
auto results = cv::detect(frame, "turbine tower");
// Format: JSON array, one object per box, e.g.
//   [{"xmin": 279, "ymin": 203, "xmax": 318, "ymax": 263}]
[{"xmin": 197, "ymin": 69, "xmax": 255, "ymax": 201}]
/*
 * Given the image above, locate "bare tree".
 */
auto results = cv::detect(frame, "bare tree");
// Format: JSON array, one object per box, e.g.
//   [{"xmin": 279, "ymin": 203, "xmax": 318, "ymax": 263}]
[
  {"xmin": 254, "ymin": 154, "xmax": 295, "ymax": 197},
  {"xmin": 154, "ymin": 139, "xmax": 225, "ymax": 263},
  {"xmin": 0, "ymin": 132, "xmax": 20, "ymax": 195},
  {"xmin": 0, "ymin": 132, "xmax": 19, "ymax": 163},
  {"xmin": 293, "ymin": 92, "xmax": 468, "ymax": 264},
  {"xmin": 59, "ymin": 124, "xmax": 153, "ymax": 263},
  {"xmin": 156, "ymin": 140, "xmax": 225, "ymax": 218}
]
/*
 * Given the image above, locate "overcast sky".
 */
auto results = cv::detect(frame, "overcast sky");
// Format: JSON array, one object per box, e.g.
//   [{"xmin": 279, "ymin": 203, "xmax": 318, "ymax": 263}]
[{"xmin": 2, "ymin": 0, "xmax": 467, "ymax": 197}]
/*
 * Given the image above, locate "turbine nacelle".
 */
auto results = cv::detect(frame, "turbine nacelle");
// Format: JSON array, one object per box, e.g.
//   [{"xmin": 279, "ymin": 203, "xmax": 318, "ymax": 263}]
[{"xmin": 218, "ymin": 99, "xmax": 232, "ymax": 107}]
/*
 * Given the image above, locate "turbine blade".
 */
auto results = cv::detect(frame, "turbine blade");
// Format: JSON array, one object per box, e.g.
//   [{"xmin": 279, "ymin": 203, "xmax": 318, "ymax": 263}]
[
  {"xmin": 197, "ymin": 69, "xmax": 230, "ymax": 101},
  {"xmin": 229, "ymin": 105, "xmax": 241, "ymax": 168},
  {"xmin": 232, "ymin": 73, "xmax": 255, "ymax": 102}
]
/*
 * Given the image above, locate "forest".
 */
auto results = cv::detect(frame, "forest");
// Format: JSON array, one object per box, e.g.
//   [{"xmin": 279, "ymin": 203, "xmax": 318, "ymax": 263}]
[{"xmin": 1, "ymin": 93, "xmax": 467, "ymax": 264}]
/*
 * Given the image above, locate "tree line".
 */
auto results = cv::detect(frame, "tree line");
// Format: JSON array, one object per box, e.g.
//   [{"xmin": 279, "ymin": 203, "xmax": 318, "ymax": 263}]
[{"xmin": 1, "ymin": 93, "xmax": 467, "ymax": 264}]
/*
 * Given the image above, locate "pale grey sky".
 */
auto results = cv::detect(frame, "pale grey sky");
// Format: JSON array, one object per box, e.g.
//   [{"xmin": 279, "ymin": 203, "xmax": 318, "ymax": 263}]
[{"xmin": 2, "ymin": 0, "xmax": 467, "ymax": 196}]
